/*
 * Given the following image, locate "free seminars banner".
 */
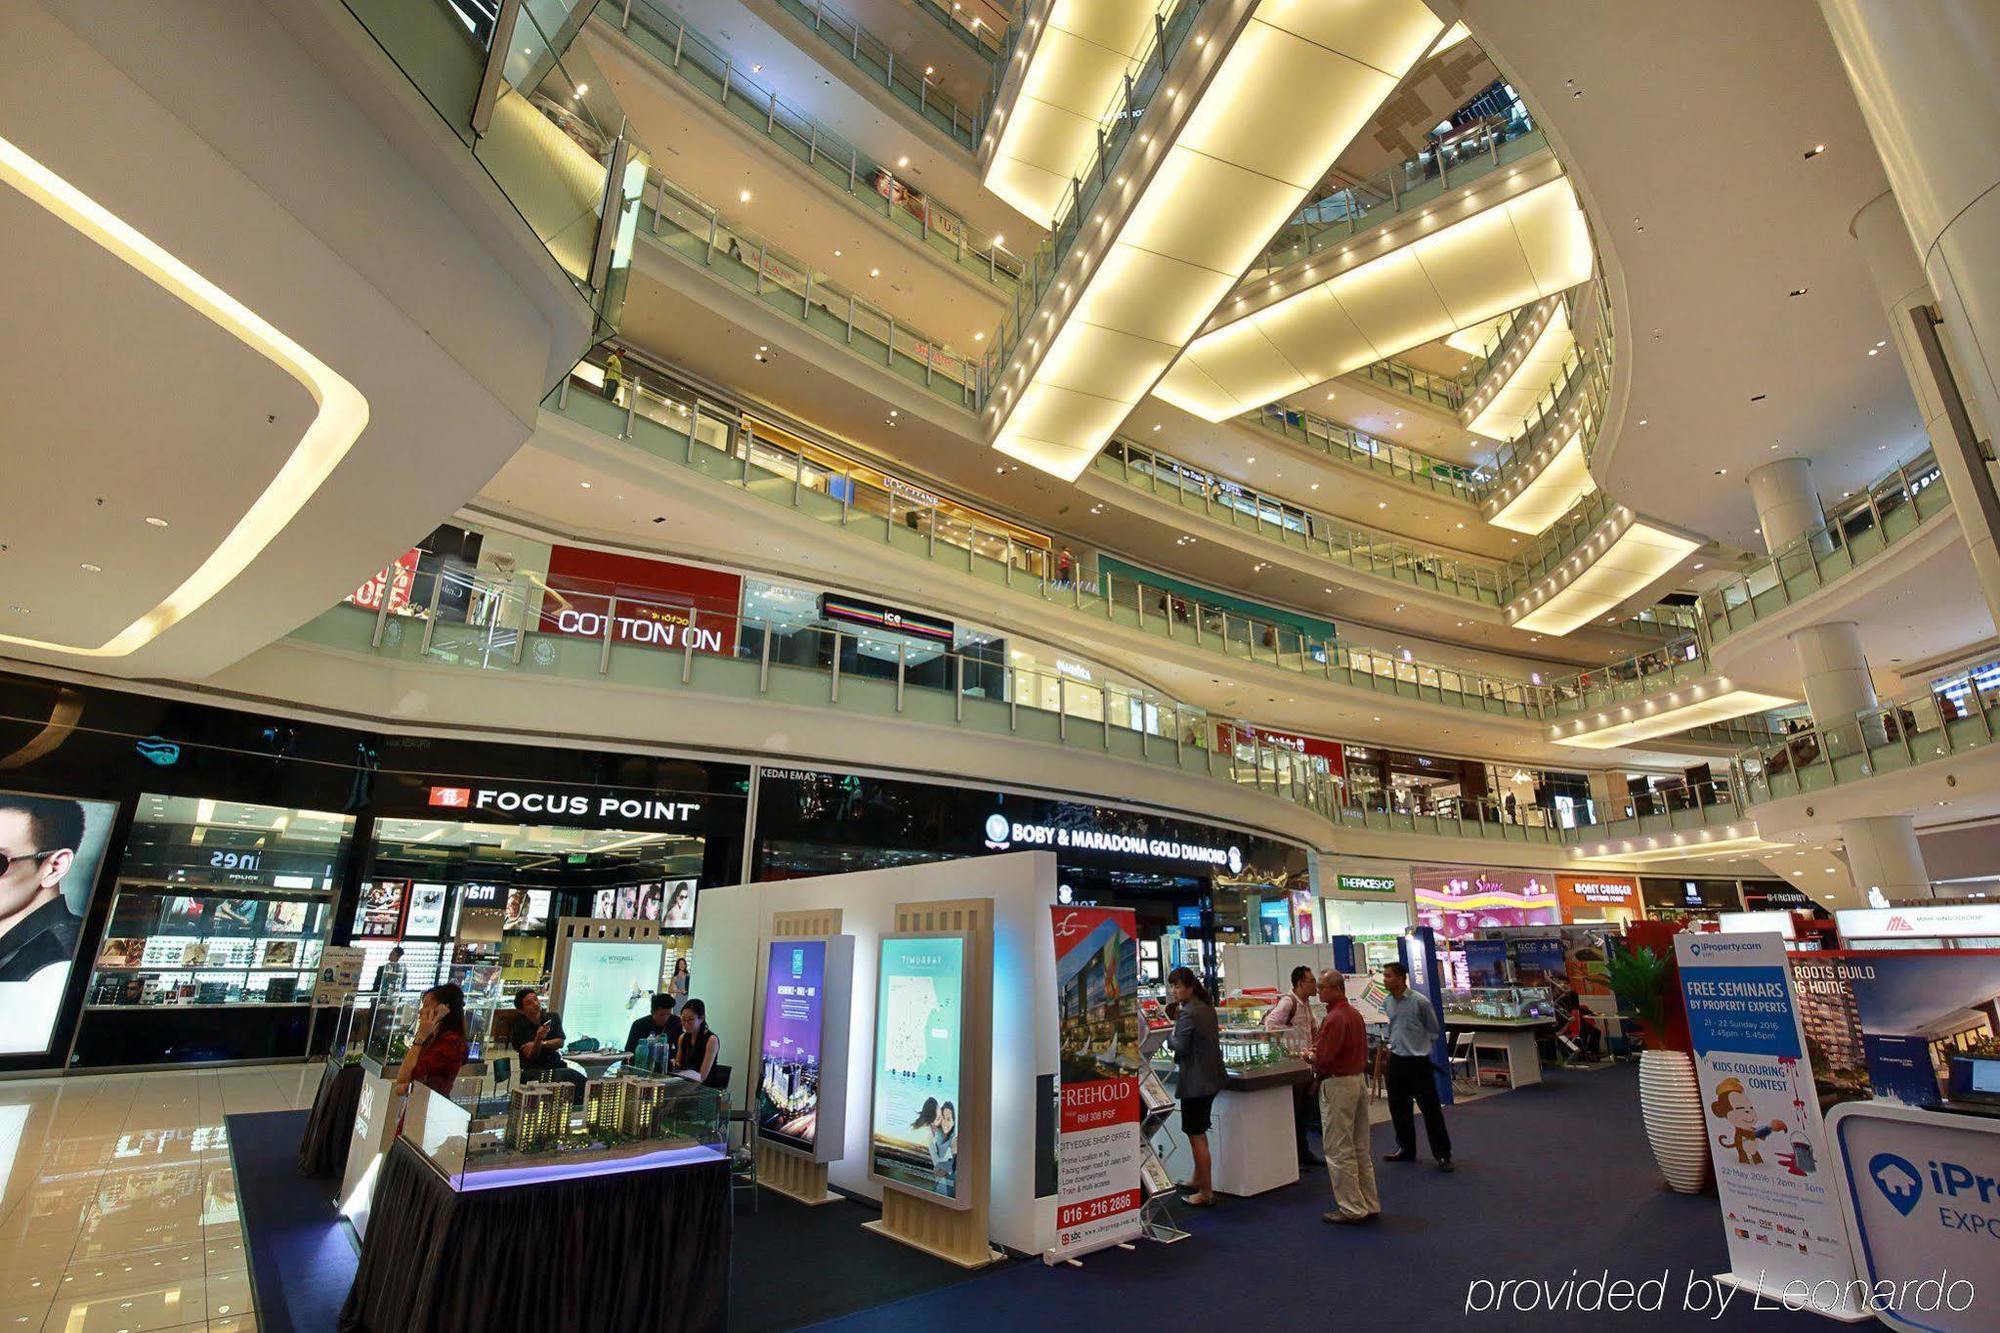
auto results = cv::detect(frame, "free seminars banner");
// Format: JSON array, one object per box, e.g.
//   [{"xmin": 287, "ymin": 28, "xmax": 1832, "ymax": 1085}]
[
  {"xmin": 1676, "ymin": 933, "xmax": 1863, "ymax": 1312},
  {"xmin": 1049, "ymin": 906, "xmax": 1144, "ymax": 1261}
]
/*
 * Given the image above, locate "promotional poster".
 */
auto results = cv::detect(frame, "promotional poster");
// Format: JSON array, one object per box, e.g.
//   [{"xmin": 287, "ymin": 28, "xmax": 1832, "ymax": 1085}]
[
  {"xmin": 1842, "ymin": 950, "xmax": 2000, "ymax": 1109},
  {"xmin": 758, "ymin": 939, "xmax": 827, "ymax": 1154},
  {"xmin": 0, "ymin": 789, "xmax": 117, "ymax": 1057},
  {"xmin": 1049, "ymin": 906, "xmax": 1144, "ymax": 1261},
  {"xmin": 1676, "ymin": 934, "xmax": 1862, "ymax": 1309},
  {"xmin": 404, "ymin": 884, "xmax": 447, "ymax": 937},
  {"xmin": 559, "ymin": 939, "xmax": 666, "ymax": 1051},
  {"xmin": 1788, "ymin": 951, "xmax": 1877, "ymax": 1114},
  {"xmin": 1512, "ymin": 937, "xmax": 1569, "ymax": 988},
  {"xmin": 870, "ymin": 935, "xmax": 967, "ymax": 1206},
  {"xmin": 662, "ymin": 879, "xmax": 698, "ymax": 931}
]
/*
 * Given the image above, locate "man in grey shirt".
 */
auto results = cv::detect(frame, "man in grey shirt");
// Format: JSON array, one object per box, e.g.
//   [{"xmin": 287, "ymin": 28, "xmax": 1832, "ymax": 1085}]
[{"xmin": 1380, "ymin": 961, "xmax": 1452, "ymax": 1171}]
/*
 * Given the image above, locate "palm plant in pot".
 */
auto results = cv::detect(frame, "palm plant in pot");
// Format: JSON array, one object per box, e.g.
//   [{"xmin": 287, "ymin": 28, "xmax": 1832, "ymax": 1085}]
[{"xmin": 1609, "ymin": 942, "xmax": 1711, "ymax": 1194}]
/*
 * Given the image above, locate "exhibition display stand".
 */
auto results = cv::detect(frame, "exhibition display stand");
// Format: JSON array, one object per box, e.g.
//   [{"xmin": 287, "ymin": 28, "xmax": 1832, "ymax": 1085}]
[
  {"xmin": 1446, "ymin": 1015, "xmax": 1548, "ymax": 1089},
  {"xmin": 297, "ymin": 1060, "xmax": 366, "ymax": 1176},
  {"xmin": 335, "ymin": 1062, "xmax": 402, "ymax": 1241},
  {"xmin": 1158, "ymin": 1065, "xmax": 1312, "ymax": 1198},
  {"xmin": 754, "ymin": 907, "xmax": 850, "ymax": 1206},
  {"xmin": 340, "ymin": 1137, "xmax": 731, "ymax": 1333}
]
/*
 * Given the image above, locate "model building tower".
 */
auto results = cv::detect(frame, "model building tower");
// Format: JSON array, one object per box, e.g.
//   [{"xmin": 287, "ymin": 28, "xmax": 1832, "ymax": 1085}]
[
  {"xmin": 587, "ymin": 1075, "xmax": 633, "ymax": 1133},
  {"xmin": 506, "ymin": 1083, "xmax": 567, "ymax": 1151},
  {"xmin": 624, "ymin": 1077, "xmax": 668, "ymax": 1138}
]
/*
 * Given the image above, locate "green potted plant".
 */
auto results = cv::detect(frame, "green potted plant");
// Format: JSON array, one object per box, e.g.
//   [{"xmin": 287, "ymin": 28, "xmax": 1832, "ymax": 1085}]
[{"xmin": 1610, "ymin": 942, "xmax": 1710, "ymax": 1194}]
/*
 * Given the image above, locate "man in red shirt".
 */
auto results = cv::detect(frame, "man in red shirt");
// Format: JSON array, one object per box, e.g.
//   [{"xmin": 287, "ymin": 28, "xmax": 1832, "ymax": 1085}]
[{"xmin": 1312, "ymin": 971, "xmax": 1379, "ymax": 1225}]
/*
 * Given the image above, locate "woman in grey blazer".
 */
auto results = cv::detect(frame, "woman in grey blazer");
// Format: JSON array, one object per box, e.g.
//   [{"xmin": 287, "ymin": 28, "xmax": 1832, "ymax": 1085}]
[{"xmin": 1167, "ymin": 965, "xmax": 1225, "ymax": 1206}]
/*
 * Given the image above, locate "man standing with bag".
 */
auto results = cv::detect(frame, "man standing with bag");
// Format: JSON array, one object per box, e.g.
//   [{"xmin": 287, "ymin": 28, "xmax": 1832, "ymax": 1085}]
[
  {"xmin": 1262, "ymin": 965, "xmax": 1319, "ymax": 1166},
  {"xmin": 1311, "ymin": 971, "xmax": 1378, "ymax": 1225},
  {"xmin": 1381, "ymin": 961, "xmax": 1452, "ymax": 1171}
]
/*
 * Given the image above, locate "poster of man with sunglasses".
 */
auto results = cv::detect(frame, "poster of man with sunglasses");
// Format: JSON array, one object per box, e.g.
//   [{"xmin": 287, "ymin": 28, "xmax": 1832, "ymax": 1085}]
[{"xmin": 0, "ymin": 790, "xmax": 115, "ymax": 1056}]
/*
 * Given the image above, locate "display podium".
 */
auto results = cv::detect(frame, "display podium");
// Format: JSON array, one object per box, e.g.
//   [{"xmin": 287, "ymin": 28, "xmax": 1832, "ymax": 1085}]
[{"xmin": 863, "ymin": 897, "xmax": 1000, "ymax": 1269}]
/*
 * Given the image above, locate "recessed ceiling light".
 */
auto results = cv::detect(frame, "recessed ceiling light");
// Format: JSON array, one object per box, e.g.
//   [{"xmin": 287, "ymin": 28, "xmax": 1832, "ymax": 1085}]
[
  {"xmin": 870, "ymin": 268, "xmax": 880, "ymax": 277},
  {"xmin": 1805, "ymin": 143, "xmax": 1827, "ymax": 159},
  {"xmin": 897, "ymin": 156, "xmax": 909, "ymax": 168},
  {"xmin": 1714, "ymin": 468, "xmax": 1727, "ymax": 476},
  {"xmin": 974, "ymin": 332, "xmax": 984, "ymax": 341},
  {"xmin": 1788, "ymin": 288, "xmax": 1809, "ymax": 298},
  {"xmin": 992, "ymin": 235, "xmax": 1005, "ymax": 247},
  {"xmin": 1638, "ymin": 418, "xmax": 1648, "ymax": 426},
  {"xmin": 1246, "ymin": 457, "xmax": 1255, "ymax": 464},
  {"xmin": 1875, "ymin": 340, "xmax": 1887, "ymax": 348},
  {"xmin": 80, "ymin": 562, "xmax": 101, "ymax": 573},
  {"xmin": 579, "ymin": 481, "xmax": 590, "ymax": 489},
  {"xmin": 1378, "ymin": 502, "xmax": 1387, "ymax": 509},
  {"xmin": 1868, "ymin": 348, "xmax": 1880, "ymax": 356}
]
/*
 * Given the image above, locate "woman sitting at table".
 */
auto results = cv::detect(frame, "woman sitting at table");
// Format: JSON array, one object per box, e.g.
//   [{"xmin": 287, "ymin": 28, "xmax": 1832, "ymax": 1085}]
[{"xmin": 674, "ymin": 998, "xmax": 724, "ymax": 1088}]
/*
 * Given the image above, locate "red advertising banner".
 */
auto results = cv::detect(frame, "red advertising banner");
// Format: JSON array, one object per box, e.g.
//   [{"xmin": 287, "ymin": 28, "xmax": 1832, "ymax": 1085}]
[
  {"xmin": 536, "ymin": 545, "xmax": 743, "ymax": 656},
  {"xmin": 1049, "ymin": 906, "xmax": 1144, "ymax": 1261},
  {"xmin": 348, "ymin": 549, "xmax": 419, "ymax": 614},
  {"xmin": 1556, "ymin": 873, "xmax": 1641, "ymax": 925}
]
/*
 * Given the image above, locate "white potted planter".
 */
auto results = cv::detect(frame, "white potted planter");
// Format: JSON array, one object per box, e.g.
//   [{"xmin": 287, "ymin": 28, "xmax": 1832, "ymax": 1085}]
[{"xmin": 1639, "ymin": 1047, "xmax": 1710, "ymax": 1194}]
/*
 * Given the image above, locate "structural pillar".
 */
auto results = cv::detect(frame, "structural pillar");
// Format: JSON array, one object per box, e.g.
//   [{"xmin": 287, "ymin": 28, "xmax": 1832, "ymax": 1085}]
[
  {"xmin": 1785, "ymin": 621, "xmax": 1935, "ymax": 899},
  {"xmin": 1850, "ymin": 189, "xmax": 2000, "ymax": 633},
  {"xmin": 1746, "ymin": 457, "xmax": 1824, "ymax": 551},
  {"xmin": 1819, "ymin": 1, "xmax": 2000, "ymax": 483}
]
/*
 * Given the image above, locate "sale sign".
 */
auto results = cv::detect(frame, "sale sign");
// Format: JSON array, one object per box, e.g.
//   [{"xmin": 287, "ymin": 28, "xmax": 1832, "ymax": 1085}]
[
  {"xmin": 348, "ymin": 549, "xmax": 419, "ymax": 615},
  {"xmin": 1048, "ymin": 906, "xmax": 1144, "ymax": 1262}
]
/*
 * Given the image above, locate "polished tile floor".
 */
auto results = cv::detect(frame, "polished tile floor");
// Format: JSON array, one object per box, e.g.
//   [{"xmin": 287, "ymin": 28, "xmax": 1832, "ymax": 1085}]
[{"xmin": 0, "ymin": 1062, "xmax": 320, "ymax": 1333}]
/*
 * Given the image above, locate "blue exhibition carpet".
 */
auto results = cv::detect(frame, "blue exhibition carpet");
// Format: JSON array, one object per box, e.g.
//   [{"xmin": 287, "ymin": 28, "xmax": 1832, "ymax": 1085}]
[
  {"xmin": 813, "ymin": 1065, "xmax": 1824, "ymax": 1332},
  {"xmin": 226, "ymin": 1110, "xmax": 353, "ymax": 1333}
]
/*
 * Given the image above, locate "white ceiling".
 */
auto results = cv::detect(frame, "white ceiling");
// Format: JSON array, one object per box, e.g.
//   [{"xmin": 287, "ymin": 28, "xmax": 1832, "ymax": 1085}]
[{"xmin": 1450, "ymin": 0, "xmax": 1931, "ymax": 550}]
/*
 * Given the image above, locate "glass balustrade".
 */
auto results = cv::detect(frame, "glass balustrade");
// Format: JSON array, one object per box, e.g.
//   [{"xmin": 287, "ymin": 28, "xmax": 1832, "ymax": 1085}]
[
  {"xmin": 1571, "ymin": 777, "xmax": 1746, "ymax": 842},
  {"xmin": 769, "ymin": 0, "xmax": 983, "ymax": 148},
  {"xmin": 1699, "ymin": 453, "xmax": 1949, "ymax": 644},
  {"xmin": 1244, "ymin": 91, "xmax": 1544, "ymax": 282},
  {"xmin": 551, "ymin": 361, "xmax": 1568, "ymax": 716},
  {"xmin": 1540, "ymin": 637, "xmax": 1711, "ymax": 715},
  {"xmin": 910, "ymin": 0, "xmax": 1005, "ymax": 62},
  {"xmin": 1247, "ymin": 405, "xmax": 1492, "ymax": 502},
  {"xmin": 613, "ymin": 0, "xmax": 1022, "ymax": 294},
  {"xmin": 1734, "ymin": 663, "xmax": 2000, "ymax": 806},
  {"xmin": 340, "ymin": 0, "xmax": 649, "ymax": 335},
  {"xmin": 638, "ymin": 173, "xmax": 981, "ymax": 406},
  {"xmin": 1350, "ymin": 358, "xmax": 1469, "ymax": 413}
]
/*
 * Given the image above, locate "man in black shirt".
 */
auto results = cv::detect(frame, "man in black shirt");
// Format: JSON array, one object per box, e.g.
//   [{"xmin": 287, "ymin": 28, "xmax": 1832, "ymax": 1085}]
[
  {"xmin": 0, "ymin": 794, "xmax": 89, "ymax": 1059},
  {"xmin": 624, "ymin": 993, "xmax": 676, "ymax": 1058},
  {"xmin": 509, "ymin": 987, "xmax": 585, "ymax": 1096}
]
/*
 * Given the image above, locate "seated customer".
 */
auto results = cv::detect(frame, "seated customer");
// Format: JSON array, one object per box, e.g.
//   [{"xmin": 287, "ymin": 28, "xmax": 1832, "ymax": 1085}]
[
  {"xmin": 394, "ymin": 983, "xmax": 470, "ymax": 1097},
  {"xmin": 509, "ymin": 987, "xmax": 586, "ymax": 1096},
  {"xmin": 625, "ymin": 993, "xmax": 677, "ymax": 1057},
  {"xmin": 673, "ymin": 998, "xmax": 724, "ymax": 1087}
]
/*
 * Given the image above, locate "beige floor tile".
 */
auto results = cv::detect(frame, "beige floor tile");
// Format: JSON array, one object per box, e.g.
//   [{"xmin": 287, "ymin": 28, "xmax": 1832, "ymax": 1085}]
[
  {"xmin": 71, "ymin": 1215, "xmax": 207, "ymax": 1262},
  {"xmin": 0, "ymin": 1265, "xmax": 63, "ymax": 1308},
  {"xmin": 41, "ymin": 1281, "xmax": 205, "ymax": 1333},
  {"xmin": 202, "ymin": 1273, "xmax": 254, "ymax": 1323},
  {"xmin": 0, "ymin": 1192, "xmax": 93, "ymax": 1241},
  {"xmin": 200, "ymin": 1232, "xmax": 245, "ymax": 1278},
  {"xmin": 0, "ymin": 1298, "xmax": 51, "ymax": 1332},
  {"xmin": 55, "ymin": 1243, "xmax": 208, "ymax": 1299},
  {"xmin": 204, "ymin": 1317, "xmax": 258, "ymax": 1333}
]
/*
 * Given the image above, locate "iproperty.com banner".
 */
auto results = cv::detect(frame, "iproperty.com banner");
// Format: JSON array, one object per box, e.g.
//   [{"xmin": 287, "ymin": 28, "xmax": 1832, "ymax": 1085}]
[
  {"xmin": 1048, "ymin": 907, "xmax": 1144, "ymax": 1261},
  {"xmin": 1676, "ymin": 934, "xmax": 1863, "ymax": 1311}
]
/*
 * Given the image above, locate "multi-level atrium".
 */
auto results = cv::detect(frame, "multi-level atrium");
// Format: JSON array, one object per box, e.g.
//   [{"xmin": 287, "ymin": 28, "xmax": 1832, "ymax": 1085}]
[{"xmin": 5, "ymin": 0, "xmax": 2000, "ymax": 1327}]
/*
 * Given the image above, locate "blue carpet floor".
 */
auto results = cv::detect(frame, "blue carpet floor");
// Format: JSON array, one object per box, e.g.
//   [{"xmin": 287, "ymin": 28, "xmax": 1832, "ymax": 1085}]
[
  {"xmin": 226, "ymin": 1110, "xmax": 352, "ymax": 1333},
  {"xmin": 812, "ymin": 1065, "xmax": 1823, "ymax": 1332}
]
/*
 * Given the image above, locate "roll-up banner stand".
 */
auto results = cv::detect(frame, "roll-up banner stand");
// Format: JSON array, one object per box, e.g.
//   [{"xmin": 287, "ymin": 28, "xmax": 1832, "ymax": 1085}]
[
  {"xmin": 1046, "ymin": 906, "xmax": 1144, "ymax": 1264},
  {"xmin": 1674, "ymin": 933, "xmax": 1867, "ymax": 1319}
]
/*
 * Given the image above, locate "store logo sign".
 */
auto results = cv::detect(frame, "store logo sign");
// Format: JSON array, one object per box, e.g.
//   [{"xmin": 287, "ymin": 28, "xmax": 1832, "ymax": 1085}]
[
  {"xmin": 425, "ymin": 784, "xmax": 700, "ymax": 825},
  {"xmin": 428, "ymin": 786, "xmax": 472, "ymax": 809},
  {"xmin": 1870, "ymin": 1153, "xmax": 1923, "ymax": 1216},
  {"xmin": 135, "ymin": 736, "xmax": 181, "ymax": 766},
  {"xmin": 1337, "ymin": 874, "xmax": 1398, "ymax": 894}
]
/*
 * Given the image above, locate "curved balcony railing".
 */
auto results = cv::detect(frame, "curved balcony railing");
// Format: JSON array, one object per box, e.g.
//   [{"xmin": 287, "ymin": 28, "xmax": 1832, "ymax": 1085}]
[
  {"xmin": 1246, "ymin": 405, "xmax": 1492, "ymax": 504},
  {"xmin": 1351, "ymin": 358, "xmax": 1469, "ymax": 414},
  {"xmin": 1572, "ymin": 777, "xmax": 1747, "ymax": 843},
  {"xmin": 1243, "ymin": 91, "xmax": 1543, "ymax": 283},
  {"xmin": 1698, "ymin": 452, "xmax": 1948, "ymax": 645},
  {"xmin": 298, "ymin": 558, "xmax": 1569, "ymax": 846},
  {"xmin": 1734, "ymin": 660, "xmax": 2000, "ymax": 807},
  {"xmin": 1541, "ymin": 636, "xmax": 1711, "ymax": 716},
  {"xmin": 639, "ymin": 173, "xmax": 982, "ymax": 407},
  {"xmin": 988, "ymin": 0, "xmax": 1207, "ymax": 372},
  {"xmin": 549, "ymin": 363, "xmax": 1574, "ymax": 715},
  {"xmin": 1482, "ymin": 282, "xmax": 1613, "ymax": 488},
  {"xmin": 611, "ymin": 0, "xmax": 1023, "ymax": 295},
  {"xmin": 769, "ymin": 0, "xmax": 986, "ymax": 148},
  {"xmin": 911, "ymin": 0, "xmax": 1004, "ymax": 62},
  {"xmin": 1497, "ymin": 488, "xmax": 1623, "ymax": 601}
]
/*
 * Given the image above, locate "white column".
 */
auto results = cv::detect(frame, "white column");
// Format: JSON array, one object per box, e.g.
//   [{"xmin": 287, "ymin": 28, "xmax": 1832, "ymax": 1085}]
[
  {"xmin": 1746, "ymin": 458, "xmax": 1823, "ymax": 553},
  {"xmin": 1850, "ymin": 189, "xmax": 2000, "ymax": 629},
  {"xmin": 1842, "ymin": 815, "xmax": 1934, "ymax": 900},
  {"xmin": 1788, "ymin": 621, "xmax": 1877, "ymax": 720},
  {"xmin": 1819, "ymin": 1, "xmax": 2000, "ymax": 479}
]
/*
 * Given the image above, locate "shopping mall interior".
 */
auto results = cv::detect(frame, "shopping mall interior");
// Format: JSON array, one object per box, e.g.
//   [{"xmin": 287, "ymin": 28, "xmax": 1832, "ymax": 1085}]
[{"xmin": 3, "ymin": 0, "xmax": 1999, "ymax": 1329}]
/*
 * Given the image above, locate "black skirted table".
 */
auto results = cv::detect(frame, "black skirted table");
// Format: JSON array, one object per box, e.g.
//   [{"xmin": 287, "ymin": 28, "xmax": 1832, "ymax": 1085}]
[
  {"xmin": 297, "ymin": 1061, "xmax": 366, "ymax": 1177},
  {"xmin": 339, "ymin": 1137, "xmax": 731, "ymax": 1333}
]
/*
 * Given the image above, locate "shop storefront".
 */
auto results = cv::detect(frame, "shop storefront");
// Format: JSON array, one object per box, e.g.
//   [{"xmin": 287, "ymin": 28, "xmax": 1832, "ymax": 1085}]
[
  {"xmin": 749, "ymin": 765, "xmax": 1308, "ymax": 997},
  {"xmin": 1640, "ymin": 876, "xmax": 1746, "ymax": 924},
  {"xmin": 1555, "ymin": 872, "xmax": 1643, "ymax": 926}
]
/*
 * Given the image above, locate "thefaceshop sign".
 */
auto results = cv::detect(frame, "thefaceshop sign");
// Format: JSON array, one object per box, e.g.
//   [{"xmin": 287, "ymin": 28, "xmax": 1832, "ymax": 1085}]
[{"xmin": 427, "ymin": 785, "xmax": 701, "ymax": 828}]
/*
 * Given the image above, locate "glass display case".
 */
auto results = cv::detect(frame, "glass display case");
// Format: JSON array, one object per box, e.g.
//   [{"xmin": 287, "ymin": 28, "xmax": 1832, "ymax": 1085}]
[
  {"xmin": 399, "ymin": 1074, "xmax": 728, "ymax": 1188},
  {"xmin": 1443, "ymin": 985, "xmax": 1557, "ymax": 1022},
  {"xmin": 1219, "ymin": 1025, "xmax": 1306, "ymax": 1072},
  {"xmin": 85, "ymin": 882, "xmax": 333, "ymax": 1009},
  {"xmin": 345, "ymin": 992, "xmax": 506, "ymax": 1069}
]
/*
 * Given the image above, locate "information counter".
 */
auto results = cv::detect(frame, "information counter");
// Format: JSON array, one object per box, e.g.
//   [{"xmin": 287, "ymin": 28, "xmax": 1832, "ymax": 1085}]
[{"xmin": 1158, "ymin": 1028, "xmax": 1311, "ymax": 1197}]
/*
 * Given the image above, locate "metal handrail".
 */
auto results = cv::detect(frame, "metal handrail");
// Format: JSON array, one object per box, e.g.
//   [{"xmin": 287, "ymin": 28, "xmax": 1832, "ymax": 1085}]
[
  {"xmin": 1246, "ymin": 404, "xmax": 1492, "ymax": 503},
  {"xmin": 771, "ymin": 0, "xmax": 984, "ymax": 148}
]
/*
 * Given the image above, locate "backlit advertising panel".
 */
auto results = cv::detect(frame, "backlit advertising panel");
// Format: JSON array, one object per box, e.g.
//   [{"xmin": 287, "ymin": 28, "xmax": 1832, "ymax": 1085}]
[
  {"xmin": 0, "ymin": 789, "xmax": 116, "ymax": 1058},
  {"xmin": 757, "ymin": 937, "xmax": 854, "ymax": 1161},
  {"xmin": 870, "ymin": 934, "xmax": 968, "ymax": 1207},
  {"xmin": 559, "ymin": 939, "xmax": 666, "ymax": 1052}
]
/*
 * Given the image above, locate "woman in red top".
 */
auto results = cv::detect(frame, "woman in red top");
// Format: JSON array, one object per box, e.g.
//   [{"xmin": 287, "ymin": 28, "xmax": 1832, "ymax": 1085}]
[{"xmin": 394, "ymin": 983, "xmax": 470, "ymax": 1097}]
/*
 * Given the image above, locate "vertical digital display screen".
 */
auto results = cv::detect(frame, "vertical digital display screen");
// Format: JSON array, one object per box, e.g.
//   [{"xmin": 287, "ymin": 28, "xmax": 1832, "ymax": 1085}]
[
  {"xmin": 870, "ymin": 935, "xmax": 966, "ymax": 1206},
  {"xmin": 756, "ymin": 939, "xmax": 826, "ymax": 1153}
]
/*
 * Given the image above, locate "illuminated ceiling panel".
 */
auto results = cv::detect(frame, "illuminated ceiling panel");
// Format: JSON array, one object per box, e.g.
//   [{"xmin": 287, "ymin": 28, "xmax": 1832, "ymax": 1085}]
[
  {"xmin": 1153, "ymin": 174, "xmax": 1593, "ymax": 421},
  {"xmin": 982, "ymin": 2, "xmax": 1164, "ymax": 224},
  {"xmin": 1464, "ymin": 300, "xmax": 1574, "ymax": 440},
  {"xmin": 1570, "ymin": 829, "xmax": 1787, "ymax": 865},
  {"xmin": 1551, "ymin": 687, "xmax": 1795, "ymax": 749},
  {"xmin": 1488, "ymin": 431, "xmax": 1597, "ymax": 534},
  {"xmin": 1511, "ymin": 521, "xmax": 1701, "ymax": 636},
  {"xmin": 992, "ymin": 0, "xmax": 1444, "ymax": 480},
  {"xmin": 0, "ymin": 133, "xmax": 367, "ymax": 659}
]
